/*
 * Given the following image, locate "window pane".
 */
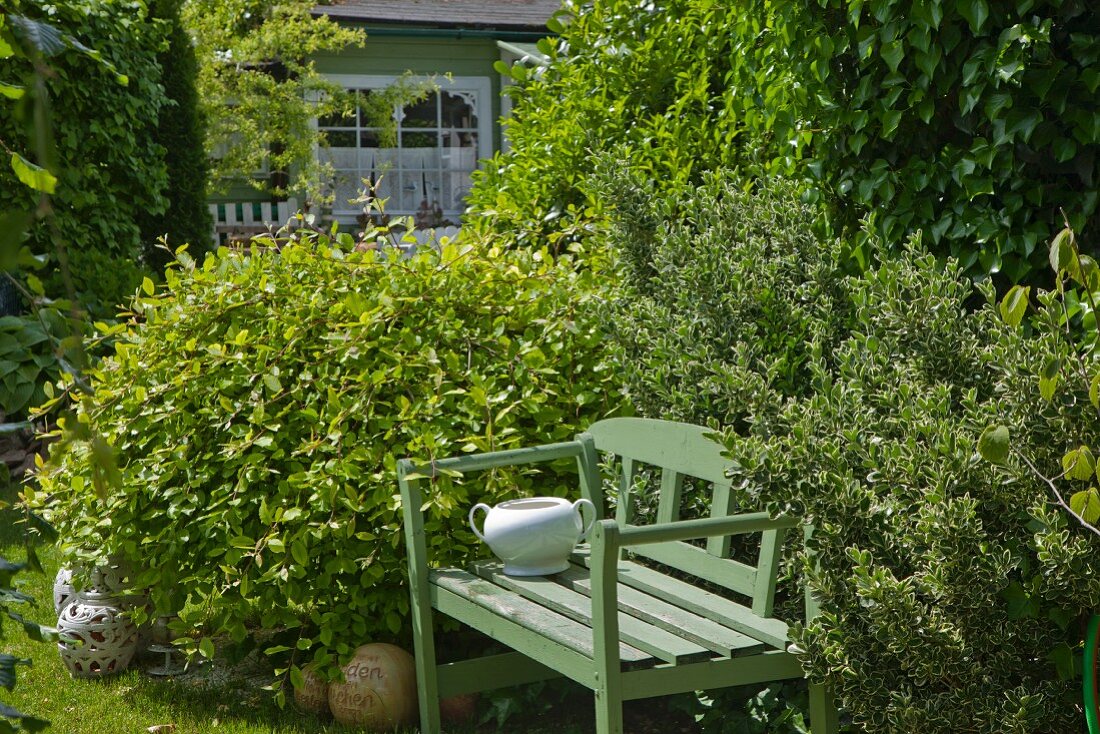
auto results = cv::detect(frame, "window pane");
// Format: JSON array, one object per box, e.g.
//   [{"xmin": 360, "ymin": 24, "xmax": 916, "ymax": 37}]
[
  {"xmin": 402, "ymin": 94, "xmax": 437, "ymax": 128},
  {"xmin": 401, "ymin": 131, "xmax": 437, "ymax": 148},
  {"xmin": 442, "ymin": 171, "xmax": 474, "ymax": 211},
  {"xmin": 400, "ymin": 147, "xmax": 440, "ymax": 170},
  {"xmin": 324, "ymin": 130, "xmax": 357, "ymax": 148},
  {"xmin": 441, "ymin": 91, "xmax": 477, "ymax": 129}
]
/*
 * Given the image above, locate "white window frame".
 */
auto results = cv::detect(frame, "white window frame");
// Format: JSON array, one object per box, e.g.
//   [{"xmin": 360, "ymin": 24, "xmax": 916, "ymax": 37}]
[{"xmin": 320, "ymin": 74, "xmax": 493, "ymax": 223}]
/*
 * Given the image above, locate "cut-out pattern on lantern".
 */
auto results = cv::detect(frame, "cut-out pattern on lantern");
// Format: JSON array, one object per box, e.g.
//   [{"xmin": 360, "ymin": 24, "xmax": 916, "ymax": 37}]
[
  {"xmin": 57, "ymin": 593, "xmax": 139, "ymax": 678},
  {"xmin": 53, "ymin": 567, "xmax": 74, "ymax": 615}
]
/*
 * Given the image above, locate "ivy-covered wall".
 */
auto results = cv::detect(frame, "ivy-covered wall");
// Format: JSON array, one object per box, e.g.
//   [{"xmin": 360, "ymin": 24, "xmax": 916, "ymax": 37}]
[{"xmin": 0, "ymin": 0, "xmax": 166, "ymax": 315}]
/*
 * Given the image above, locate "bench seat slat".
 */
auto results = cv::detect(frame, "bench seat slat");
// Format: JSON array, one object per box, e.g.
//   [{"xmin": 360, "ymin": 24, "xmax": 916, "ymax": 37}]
[
  {"xmin": 554, "ymin": 564, "xmax": 765, "ymax": 658},
  {"xmin": 573, "ymin": 552, "xmax": 791, "ymax": 649},
  {"xmin": 470, "ymin": 562, "xmax": 714, "ymax": 666},
  {"xmin": 429, "ymin": 569, "xmax": 656, "ymax": 670}
]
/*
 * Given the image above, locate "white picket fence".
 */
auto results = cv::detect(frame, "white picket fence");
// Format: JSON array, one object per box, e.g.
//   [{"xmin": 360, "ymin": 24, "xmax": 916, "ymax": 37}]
[
  {"xmin": 209, "ymin": 201, "xmax": 462, "ymax": 251},
  {"xmin": 209, "ymin": 199, "xmax": 299, "ymax": 246}
]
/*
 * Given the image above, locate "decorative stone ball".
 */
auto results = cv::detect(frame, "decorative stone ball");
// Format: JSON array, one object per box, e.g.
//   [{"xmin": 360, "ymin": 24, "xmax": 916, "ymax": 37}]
[
  {"xmin": 53, "ymin": 567, "xmax": 74, "ymax": 615},
  {"xmin": 57, "ymin": 593, "xmax": 140, "ymax": 678},
  {"xmin": 294, "ymin": 664, "xmax": 331, "ymax": 717},
  {"xmin": 440, "ymin": 692, "xmax": 478, "ymax": 725},
  {"xmin": 327, "ymin": 643, "xmax": 417, "ymax": 730}
]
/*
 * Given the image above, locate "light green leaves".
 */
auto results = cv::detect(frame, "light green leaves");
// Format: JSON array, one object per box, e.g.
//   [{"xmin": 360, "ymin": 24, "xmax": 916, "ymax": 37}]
[
  {"xmin": 977, "ymin": 424, "xmax": 1010, "ymax": 463},
  {"xmin": 1062, "ymin": 446, "xmax": 1096, "ymax": 481},
  {"xmin": 1048, "ymin": 227, "xmax": 1076, "ymax": 276},
  {"xmin": 999, "ymin": 285, "xmax": 1029, "ymax": 327},
  {"xmin": 1070, "ymin": 487, "xmax": 1100, "ymax": 525},
  {"xmin": 10, "ymin": 153, "xmax": 56, "ymax": 194}
]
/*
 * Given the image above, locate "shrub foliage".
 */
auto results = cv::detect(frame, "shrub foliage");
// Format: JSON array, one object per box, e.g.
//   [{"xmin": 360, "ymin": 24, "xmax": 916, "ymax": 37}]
[
  {"xmin": 469, "ymin": 0, "xmax": 1098, "ymax": 281},
  {"xmin": 600, "ymin": 171, "xmax": 1099, "ymax": 732},
  {"xmin": 32, "ymin": 234, "xmax": 623, "ymax": 685}
]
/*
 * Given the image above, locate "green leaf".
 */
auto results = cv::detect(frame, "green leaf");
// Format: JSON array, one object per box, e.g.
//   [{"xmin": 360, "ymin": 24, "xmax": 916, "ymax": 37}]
[
  {"xmin": 977, "ymin": 424, "xmax": 1010, "ymax": 464},
  {"xmin": 9, "ymin": 15, "xmax": 65, "ymax": 56},
  {"xmin": 10, "ymin": 154, "xmax": 56, "ymax": 194},
  {"xmin": 262, "ymin": 374, "xmax": 282, "ymax": 393},
  {"xmin": 957, "ymin": 0, "xmax": 990, "ymax": 33},
  {"xmin": 141, "ymin": 277, "xmax": 155, "ymax": 296},
  {"xmin": 1091, "ymin": 372, "xmax": 1100, "ymax": 409},
  {"xmin": 1069, "ymin": 487, "xmax": 1100, "ymax": 525},
  {"xmin": 0, "ymin": 83, "xmax": 23, "ymax": 100},
  {"xmin": 998, "ymin": 285, "xmax": 1029, "ymax": 327},
  {"xmin": 0, "ymin": 211, "xmax": 32, "ymax": 271},
  {"xmin": 199, "ymin": 636, "xmax": 215, "ymax": 659},
  {"xmin": 1047, "ymin": 642, "xmax": 1076, "ymax": 680},
  {"xmin": 1062, "ymin": 446, "xmax": 1095, "ymax": 481},
  {"xmin": 1048, "ymin": 227, "xmax": 1076, "ymax": 275},
  {"xmin": 1039, "ymin": 358, "xmax": 1061, "ymax": 400}
]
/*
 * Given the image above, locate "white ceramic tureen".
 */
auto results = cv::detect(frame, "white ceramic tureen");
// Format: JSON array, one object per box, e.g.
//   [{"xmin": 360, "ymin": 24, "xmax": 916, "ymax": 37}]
[{"xmin": 469, "ymin": 496, "xmax": 596, "ymax": 576}]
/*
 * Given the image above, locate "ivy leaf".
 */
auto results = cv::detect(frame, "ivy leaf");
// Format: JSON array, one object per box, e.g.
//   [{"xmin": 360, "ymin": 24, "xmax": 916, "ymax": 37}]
[
  {"xmin": 1001, "ymin": 581, "xmax": 1038, "ymax": 619},
  {"xmin": 957, "ymin": 0, "xmax": 990, "ymax": 33},
  {"xmin": 1062, "ymin": 446, "xmax": 1096, "ymax": 481},
  {"xmin": 977, "ymin": 424, "xmax": 1010, "ymax": 464},
  {"xmin": 998, "ymin": 285, "xmax": 1029, "ymax": 327},
  {"xmin": 9, "ymin": 154, "xmax": 56, "ymax": 194},
  {"xmin": 1069, "ymin": 487, "xmax": 1100, "ymax": 525},
  {"xmin": 0, "ymin": 210, "xmax": 32, "ymax": 271}
]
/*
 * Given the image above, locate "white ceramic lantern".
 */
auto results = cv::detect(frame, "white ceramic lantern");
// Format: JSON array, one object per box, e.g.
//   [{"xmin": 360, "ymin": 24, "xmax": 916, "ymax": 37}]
[
  {"xmin": 469, "ymin": 496, "xmax": 596, "ymax": 575},
  {"xmin": 56, "ymin": 593, "xmax": 140, "ymax": 678},
  {"xmin": 53, "ymin": 567, "xmax": 74, "ymax": 615}
]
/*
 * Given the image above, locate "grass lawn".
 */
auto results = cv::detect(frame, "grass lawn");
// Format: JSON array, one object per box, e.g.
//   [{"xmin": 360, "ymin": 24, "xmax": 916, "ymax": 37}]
[{"xmin": 1, "ymin": 491, "xmax": 695, "ymax": 733}]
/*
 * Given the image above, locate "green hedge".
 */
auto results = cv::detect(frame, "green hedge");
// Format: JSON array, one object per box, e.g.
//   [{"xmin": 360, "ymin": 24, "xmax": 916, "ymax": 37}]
[
  {"xmin": 1, "ymin": 0, "xmax": 164, "ymax": 319},
  {"xmin": 600, "ymin": 170, "xmax": 1098, "ymax": 732},
  {"xmin": 32, "ymin": 234, "xmax": 624, "ymax": 687},
  {"xmin": 468, "ymin": 0, "xmax": 1098, "ymax": 282}
]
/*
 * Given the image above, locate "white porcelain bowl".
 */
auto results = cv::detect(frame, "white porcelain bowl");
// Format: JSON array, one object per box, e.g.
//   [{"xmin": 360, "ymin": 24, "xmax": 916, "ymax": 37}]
[{"xmin": 469, "ymin": 496, "xmax": 596, "ymax": 576}]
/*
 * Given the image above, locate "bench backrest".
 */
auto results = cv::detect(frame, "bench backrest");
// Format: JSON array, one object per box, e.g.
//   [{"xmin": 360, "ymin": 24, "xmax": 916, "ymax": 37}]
[{"xmin": 581, "ymin": 417, "xmax": 785, "ymax": 617}]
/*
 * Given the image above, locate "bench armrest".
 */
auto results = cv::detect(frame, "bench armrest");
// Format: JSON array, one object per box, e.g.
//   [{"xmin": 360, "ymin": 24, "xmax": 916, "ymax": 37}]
[
  {"xmin": 616, "ymin": 512, "xmax": 798, "ymax": 547},
  {"xmin": 397, "ymin": 440, "xmax": 585, "ymax": 481}
]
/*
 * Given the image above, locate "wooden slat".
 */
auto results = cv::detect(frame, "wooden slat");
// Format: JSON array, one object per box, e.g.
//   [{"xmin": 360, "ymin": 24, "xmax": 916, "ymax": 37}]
[
  {"xmin": 752, "ymin": 528, "xmax": 785, "ymax": 617},
  {"xmin": 633, "ymin": 540, "xmax": 758, "ymax": 597},
  {"xmin": 620, "ymin": 650, "xmax": 803, "ymax": 701},
  {"xmin": 656, "ymin": 469, "xmax": 684, "ymax": 524},
  {"xmin": 585, "ymin": 418, "xmax": 733, "ymax": 484},
  {"xmin": 573, "ymin": 556, "xmax": 791, "ymax": 649},
  {"xmin": 471, "ymin": 562, "xmax": 713, "ymax": 666},
  {"xmin": 555, "ymin": 565, "xmax": 765, "ymax": 659},
  {"xmin": 436, "ymin": 652, "xmax": 560, "ymax": 697},
  {"xmin": 429, "ymin": 569, "xmax": 655, "ymax": 670},
  {"xmin": 707, "ymin": 481, "xmax": 735, "ymax": 557}
]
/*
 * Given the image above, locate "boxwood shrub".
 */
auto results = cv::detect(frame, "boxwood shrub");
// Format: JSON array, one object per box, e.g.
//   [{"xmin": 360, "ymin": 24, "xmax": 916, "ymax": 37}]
[
  {"xmin": 32, "ymin": 232, "xmax": 623, "ymax": 683},
  {"xmin": 600, "ymin": 169, "xmax": 1100, "ymax": 732}
]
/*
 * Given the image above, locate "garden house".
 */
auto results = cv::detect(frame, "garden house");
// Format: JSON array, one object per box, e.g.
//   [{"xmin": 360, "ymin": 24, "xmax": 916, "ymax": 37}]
[{"xmin": 209, "ymin": 0, "xmax": 556, "ymax": 241}]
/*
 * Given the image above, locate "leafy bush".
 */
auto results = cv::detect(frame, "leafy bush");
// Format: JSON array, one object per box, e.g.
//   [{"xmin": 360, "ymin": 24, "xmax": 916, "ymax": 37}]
[
  {"xmin": 772, "ymin": 0, "xmax": 1099, "ymax": 282},
  {"xmin": 469, "ymin": 0, "xmax": 1098, "ymax": 281},
  {"xmin": 31, "ymin": 232, "xmax": 623, "ymax": 689},
  {"xmin": 595, "ymin": 165, "xmax": 850, "ymax": 431},
  {"xmin": 138, "ymin": 0, "xmax": 211, "ymax": 269},
  {"xmin": 0, "ymin": 309, "xmax": 79, "ymax": 420},
  {"xmin": 0, "ymin": 0, "xmax": 167, "ymax": 281},
  {"xmin": 721, "ymin": 243, "xmax": 1099, "ymax": 732},
  {"xmin": 600, "ymin": 169, "xmax": 1099, "ymax": 731}
]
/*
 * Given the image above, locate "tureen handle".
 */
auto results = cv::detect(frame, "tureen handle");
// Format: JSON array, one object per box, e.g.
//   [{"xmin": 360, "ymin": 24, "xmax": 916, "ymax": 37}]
[
  {"xmin": 468, "ymin": 503, "xmax": 491, "ymax": 542},
  {"xmin": 573, "ymin": 498, "xmax": 597, "ymax": 542}
]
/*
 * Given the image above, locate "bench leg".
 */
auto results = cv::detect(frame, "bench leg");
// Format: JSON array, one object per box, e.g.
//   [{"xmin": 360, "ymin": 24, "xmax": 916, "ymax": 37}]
[
  {"xmin": 411, "ymin": 611, "xmax": 442, "ymax": 733},
  {"xmin": 809, "ymin": 682, "xmax": 838, "ymax": 734},
  {"xmin": 594, "ymin": 687, "xmax": 624, "ymax": 734}
]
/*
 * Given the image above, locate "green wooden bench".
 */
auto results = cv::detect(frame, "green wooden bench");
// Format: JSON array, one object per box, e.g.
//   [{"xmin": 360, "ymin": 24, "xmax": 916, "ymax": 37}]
[{"xmin": 398, "ymin": 417, "xmax": 838, "ymax": 734}]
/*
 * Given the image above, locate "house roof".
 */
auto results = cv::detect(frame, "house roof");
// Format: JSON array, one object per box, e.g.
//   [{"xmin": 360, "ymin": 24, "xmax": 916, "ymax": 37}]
[{"xmin": 314, "ymin": 0, "xmax": 561, "ymax": 30}]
